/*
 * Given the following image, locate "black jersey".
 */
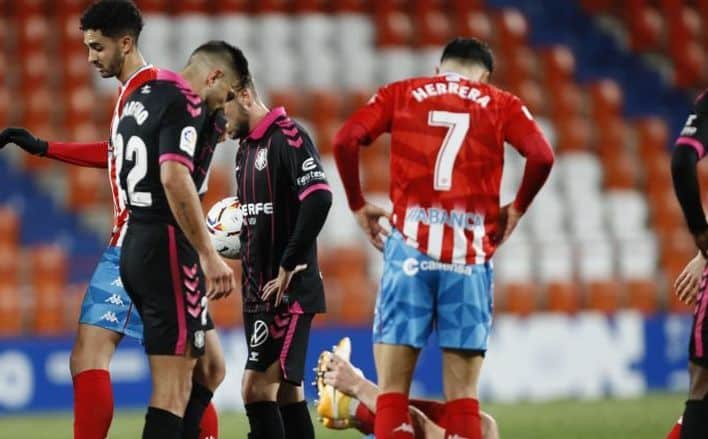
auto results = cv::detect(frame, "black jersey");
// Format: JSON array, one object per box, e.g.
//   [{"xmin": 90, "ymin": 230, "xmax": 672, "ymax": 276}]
[
  {"xmin": 676, "ymin": 90, "xmax": 708, "ymax": 159},
  {"xmin": 236, "ymin": 107, "xmax": 331, "ymax": 313},
  {"xmin": 116, "ymin": 69, "xmax": 225, "ymax": 225}
]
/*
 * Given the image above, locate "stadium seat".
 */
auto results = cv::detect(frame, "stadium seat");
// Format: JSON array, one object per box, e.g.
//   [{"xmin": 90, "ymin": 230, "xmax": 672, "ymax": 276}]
[
  {"xmin": 626, "ymin": 279, "xmax": 658, "ymax": 314},
  {"xmin": 629, "ymin": 5, "xmax": 664, "ymax": 52},
  {"xmin": 605, "ymin": 191, "xmax": 649, "ymax": 237},
  {"xmin": 17, "ymin": 15, "xmax": 50, "ymax": 53},
  {"xmin": 0, "ymin": 207, "xmax": 20, "ymax": 248},
  {"xmin": 500, "ymin": 282, "xmax": 538, "ymax": 316},
  {"xmin": 377, "ymin": 48, "xmax": 418, "ymax": 84},
  {"xmin": 495, "ymin": 8, "xmax": 529, "ymax": 54},
  {"xmin": 173, "ymin": 14, "xmax": 214, "ymax": 67},
  {"xmin": 554, "ymin": 114, "xmax": 592, "ymax": 152},
  {"xmin": 375, "ymin": 10, "xmax": 414, "ymax": 47},
  {"xmin": 673, "ymin": 40, "xmax": 706, "ymax": 88},
  {"xmin": 67, "ymin": 167, "xmax": 104, "ymax": 210},
  {"xmin": 414, "ymin": 9, "xmax": 452, "ymax": 47},
  {"xmin": 32, "ymin": 281, "xmax": 66, "ymax": 334},
  {"xmin": 0, "ymin": 244, "xmax": 20, "ymax": 286},
  {"xmin": 586, "ymin": 280, "xmax": 622, "ymax": 313},
  {"xmin": 0, "ymin": 283, "xmax": 23, "ymax": 335},
  {"xmin": 546, "ymin": 281, "xmax": 581, "ymax": 314},
  {"xmin": 589, "ymin": 79, "xmax": 623, "ymax": 120},
  {"xmin": 602, "ymin": 150, "xmax": 639, "ymax": 189},
  {"xmin": 30, "ymin": 245, "xmax": 68, "ymax": 288},
  {"xmin": 455, "ymin": 10, "xmax": 493, "ymax": 43}
]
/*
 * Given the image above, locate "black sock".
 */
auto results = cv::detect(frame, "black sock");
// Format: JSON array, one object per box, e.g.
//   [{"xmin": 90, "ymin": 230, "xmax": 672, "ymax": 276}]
[
  {"xmin": 680, "ymin": 400, "xmax": 708, "ymax": 439},
  {"xmin": 245, "ymin": 401, "xmax": 285, "ymax": 439},
  {"xmin": 181, "ymin": 381, "xmax": 213, "ymax": 439},
  {"xmin": 280, "ymin": 400, "xmax": 315, "ymax": 439},
  {"xmin": 143, "ymin": 406, "xmax": 183, "ymax": 439}
]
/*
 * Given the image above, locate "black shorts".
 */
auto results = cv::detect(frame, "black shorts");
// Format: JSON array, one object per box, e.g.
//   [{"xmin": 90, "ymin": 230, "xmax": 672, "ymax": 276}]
[
  {"xmin": 120, "ymin": 222, "xmax": 213, "ymax": 357},
  {"xmin": 244, "ymin": 308, "xmax": 314, "ymax": 385}
]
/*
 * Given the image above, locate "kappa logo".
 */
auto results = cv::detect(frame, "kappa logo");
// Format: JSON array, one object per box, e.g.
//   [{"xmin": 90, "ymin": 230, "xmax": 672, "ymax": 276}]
[
  {"xmin": 101, "ymin": 311, "xmax": 119, "ymax": 323},
  {"xmin": 250, "ymin": 320, "xmax": 269, "ymax": 347},
  {"xmin": 111, "ymin": 277, "xmax": 123, "ymax": 288},
  {"xmin": 254, "ymin": 148, "xmax": 268, "ymax": 171},
  {"xmin": 104, "ymin": 294, "xmax": 125, "ymax": 306},
  {"xmin": 392, "ymin": 423, "xmax": 414, "ymax": 434}
]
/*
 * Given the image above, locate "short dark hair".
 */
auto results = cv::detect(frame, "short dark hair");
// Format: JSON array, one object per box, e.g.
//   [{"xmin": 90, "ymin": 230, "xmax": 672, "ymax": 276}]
[
  {"xmin": 191, "ymin": 41, "xmax": 253, "ymax": 90},
  {"xmin": 80, "ymin": 0, "xmax": 144, "ymax": 40},
  {"xmin": 441, "ymin": 37, "xmax": 494, "ymax": 73}
]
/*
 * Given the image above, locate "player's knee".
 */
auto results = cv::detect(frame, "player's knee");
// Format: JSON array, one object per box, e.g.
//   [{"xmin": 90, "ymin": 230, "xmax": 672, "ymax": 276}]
[
  {"xmin": 70, "ymin": 341, "xmax": 109, "ymax": 376},
  {"xmin": 241, "ymin": 373, "xmax": 277, "ymax": 403},
  {"xmin": 194, "ymin": 358, "xmax": 226, "ymax": 392},
  {"xmin": 153, "ymin": 377, "xmax": 193, "ymax": 413}
]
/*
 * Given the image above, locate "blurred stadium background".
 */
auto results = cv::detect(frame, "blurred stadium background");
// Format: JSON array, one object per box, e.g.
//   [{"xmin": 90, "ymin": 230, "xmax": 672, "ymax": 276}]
[{"xmin": 0, "ymin": 0, "xmax": 705, "ymax": 437}]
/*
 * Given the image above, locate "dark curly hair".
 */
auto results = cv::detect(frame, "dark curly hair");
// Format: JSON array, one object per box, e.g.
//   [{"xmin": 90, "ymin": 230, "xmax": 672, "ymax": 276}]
[{"xmin": 80, "ymin": 0, "xmax": 144, "ymax": 41}]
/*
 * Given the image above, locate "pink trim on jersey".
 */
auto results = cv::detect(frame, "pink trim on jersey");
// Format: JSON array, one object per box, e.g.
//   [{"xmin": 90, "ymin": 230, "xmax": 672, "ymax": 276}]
[
  {"xmin": 159, "ymin": 153, "xmax": 195, "ymax": 172},
  {"xmin": 676, "ymin": 136, "xmax": 706, "ymax": 159},
  {"xmin": 279, "ymin": 301, "xmax": 304, "ymax": 380},
  {"xmin": 247, "ymin": 107, "xmax": 287, "ymax": 140},
  {"xmin": 298, "ymin": 183, "xmax": 331, "ymax": 201},
  {"xmin": 157, "ymin": 69, "xmax": 197, "ymax": 96},
  {"xmin": 168, "ymin": 225, "xmax": 188, "ymax": 356}
]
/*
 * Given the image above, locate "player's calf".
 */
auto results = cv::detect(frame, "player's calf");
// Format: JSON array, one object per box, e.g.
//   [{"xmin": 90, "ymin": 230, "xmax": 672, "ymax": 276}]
[
  {"xmin": 278, "ymin": 383, "xmax": 314, "ymax": 439},
  {"xmin": 242, "ymin": 362, "xmax": 286, "ymax": 439},
  {"xmin": 681, "ymin": 362, "xmax": 708, "ymax": 439}
]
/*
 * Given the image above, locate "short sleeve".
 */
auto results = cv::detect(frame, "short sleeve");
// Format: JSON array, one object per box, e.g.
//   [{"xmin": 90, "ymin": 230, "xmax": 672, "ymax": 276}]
[
  {"xmin": 346, "ymin": 83, "xmax": 396, "ymax": 145},
  {"xmin": 158, "ymin": 92, "xmax": 206, "ymax": 172},
  {"xmin": 502, "ymin": 95, "xmax": 544, "ymax": 150},
  {"xmin": 675, "ymin": 92, "xmax": 708, "ymax": 160},
  {"xmin": 277, "ymin": 125, "xmax": 331, "ymax": 201}
]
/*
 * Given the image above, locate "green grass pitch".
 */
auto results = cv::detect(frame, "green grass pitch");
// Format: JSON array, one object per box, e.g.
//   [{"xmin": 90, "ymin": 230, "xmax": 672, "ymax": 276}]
[{"xmin": 0, "ymin": 393, "xmax": 684, "ymax": 438}]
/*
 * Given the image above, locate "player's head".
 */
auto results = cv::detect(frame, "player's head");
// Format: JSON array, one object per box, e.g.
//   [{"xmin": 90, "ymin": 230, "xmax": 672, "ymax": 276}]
[
  {"xmin": 438, "ymin": 37, "xmax": 494, "ymax": 83},
  {"xmin": 217, "ymin": 49, "xmax": 258, "ymax": 140},
  {"xmin": 186, "ymin": 41, "xmax": 249, "ymax": 113},
  {"xmin": 80, "ymin": 0, "xmax": 144, "ymax": 78}
]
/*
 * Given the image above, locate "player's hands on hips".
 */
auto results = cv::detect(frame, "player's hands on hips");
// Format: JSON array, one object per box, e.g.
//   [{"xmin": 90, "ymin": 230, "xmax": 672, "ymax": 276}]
[
  {"xmin": 0, "ymin": 127, "xmax": 48, "ymax": 156},
  {"xmin": 354, "ymin": 202, "xmax": 390, "ymax": 251},
  {"xmin": 261, "ymin": 264, "xmax": 308, "ymax": 307},
  {"xmin": 323, "ymin": 352, "xmax": 364, "ymax": 397},
  {"xmin": 674, "ymin": 252, "xmax": 707, "ymax": 305},
  {"xmin": 200, "ymin": 251, "xmax": 235, "ymax": 300},
  {"xmin": 494, "ymin": 203, "xmax": 522, "ymax": 245}
]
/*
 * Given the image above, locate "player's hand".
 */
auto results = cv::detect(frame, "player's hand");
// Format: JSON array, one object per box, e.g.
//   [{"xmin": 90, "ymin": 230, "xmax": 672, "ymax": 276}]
[
  {"xmin": 494, "ymin": 203, "xmax": 522, "ymax": 245},
  {"xmin": 261, "ymin": 264, "xmax": 308, "ymax": 307},
  {"xmin": 354, "ymin": 203, "xmax": 390, "ymax": 251},
  {"xmin": 0, "ymin": 127, "xmax": 48, "ymax": 156},
  {"xmin": 693, "ymin": 228, "xmax": 708, "ymax": 259},
  {"xmin": 323, "ymin": 352, "xmax": 364, "ymax": 398},
  {"xmin": 409, "ymin": 406, "xmax": 445, "ymax": 439},
  {"xmin": 674, "ymin": 252, "xmax": 707, "ymax": 305},
  {"xmin": 199, "ymin": 251, "xmax": 235, "ymax": 300}
]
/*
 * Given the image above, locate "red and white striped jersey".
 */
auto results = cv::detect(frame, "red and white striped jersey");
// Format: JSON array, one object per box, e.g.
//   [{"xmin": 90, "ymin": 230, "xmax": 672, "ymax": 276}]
[
  {"xmin": 346, "ymin": 73, "xmax": 543, "ymax": 264},
  {"xmin": 107, "ymin": 65, "xmax": 158, "ymax": 247}
]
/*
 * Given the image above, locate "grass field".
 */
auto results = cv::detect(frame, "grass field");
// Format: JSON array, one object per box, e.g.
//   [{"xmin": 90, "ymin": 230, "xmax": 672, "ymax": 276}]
[{"xmin": 0, "ymin": 393, "xmax": 684, "ymax": 438}]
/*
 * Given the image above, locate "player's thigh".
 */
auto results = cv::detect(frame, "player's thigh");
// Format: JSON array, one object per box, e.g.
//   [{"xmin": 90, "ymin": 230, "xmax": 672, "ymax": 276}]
[
  {"xmin": 70, "ymin": 323, "xmax": 123, "ymax": 375},
  {"xmin": 441, "ymin": 348, "xmax": 484, "ymax": 400},
  {"xmin": 148, "ymin": 353, "xmax": 198, "ymax": 414},
  {"xmin": 277, "ymin": 380, "xmax": 305, "ymax": 405},
  {"xmin": 194, "ymin": 328, "xmax": 226, "ymax": 391},
  {"xmin": 374, "ymin": 231, "xmax": 436, "ymax": 350},
  {"xmin": 241, "ymin": 358, "xmax": 282, "ymax": 403},
  {"xmin": 435, "ymin": 262, "xmax": 494, "ymax": 352},
  {"xmin": 688, "ymin": 361, "xmax": 708, "ymax": 399},
  {"xmin": 374, "ymin": 343, "xmax": 420, "ymax": 394}
]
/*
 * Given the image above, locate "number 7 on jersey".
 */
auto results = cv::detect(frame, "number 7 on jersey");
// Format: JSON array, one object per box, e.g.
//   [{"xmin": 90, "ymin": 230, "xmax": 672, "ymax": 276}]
[{"xmin": 429, "ymin": 111, "xmax": 470, "ymax": 191}]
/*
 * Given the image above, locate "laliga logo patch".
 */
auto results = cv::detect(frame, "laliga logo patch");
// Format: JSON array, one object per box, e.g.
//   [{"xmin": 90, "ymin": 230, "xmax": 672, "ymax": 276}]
[
  {"xmin": 402, "ymin": 258, "xmax": 420, "ymax": 276},
  {"xmin": 250, "ymin": 320, "xmax": 269, "ymax": 347},
  {"xmin": 179, "ymin": 126, "xmax": 197, "ymax": 156},
  {"xmin": 254, "ymin": 148, "xmax": 268, "ymax": 171},
  {"xmin": 194, "ymin": 330, "xmax": 205, "ymax": 349}
]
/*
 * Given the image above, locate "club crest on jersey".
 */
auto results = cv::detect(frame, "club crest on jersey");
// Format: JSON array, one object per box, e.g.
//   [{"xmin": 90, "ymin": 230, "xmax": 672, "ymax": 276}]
[
  {"xmin": 254, "ymin": 148, "xmax": 268, "ymax": 171},
  {"xmin": 179, "ymin": 126, "xmax": 197, "ymax": 156}
]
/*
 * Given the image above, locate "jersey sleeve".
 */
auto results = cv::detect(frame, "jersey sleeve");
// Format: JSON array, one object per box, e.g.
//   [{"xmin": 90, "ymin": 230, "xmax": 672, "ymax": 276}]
[
  {"xmin": 675, "ymin": 92, "xmax": 708, "ymax": 159},
  {"xmin": 277, "ymin": 127, "xmax": 331, "ymax": 201},
  {"xmin": 502, "ymin": 95, "xmax": 545, "ymax": 148},
  {"xmin": 344, "ymin": 83, "xmax": 396, "ymax": 144},
  {"xmin": 158, "ymin": 92, "xmax": 206, "ymax": 172}
]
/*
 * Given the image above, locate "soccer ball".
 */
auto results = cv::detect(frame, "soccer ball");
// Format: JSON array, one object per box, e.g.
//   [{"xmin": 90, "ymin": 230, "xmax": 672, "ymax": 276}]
[{"xmin": 206, "ymin": 196, "xmax": 243, "ymax": 259}]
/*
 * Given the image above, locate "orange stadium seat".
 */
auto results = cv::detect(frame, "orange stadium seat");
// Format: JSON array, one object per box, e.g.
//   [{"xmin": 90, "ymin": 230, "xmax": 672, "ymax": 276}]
[
  {"xmin": 554, "ymin": 114, "xmax": 592, "ymax": 152},
  {"xmin": 509, "ymin": 78, "xmax": 546, "ymax": 116},
  {"xmin": 414, "ymin": 8, "xmax": 453, "ymax": 47},
  {"xmin": 68, "ymin": 167, "xmax": 104, "ymax": 210},
  {"xmin": 134, "ymin": 0, "xmax": 171, "ymax": 13},
  {"xmin": 500, "ymin": 282, "xmax": 537, "ymax": 316},
  {"xmin": 0, "ymin": 283, "xmax": 23, "ymax": 336},
  {"xmin": 268, "ymin": 90, "xmax": 304, "ymax": 119},
  {"xmin": 58, "ymin": 13, "xmax": 85, "ymax": 54},
  {"xmin": 495, "ymin": 8, "xmax": 528, "ymax": 55},
  {"xmin": 629, "ymin": 5, "xmax": 664, "ymax": 52},
  {"xmin": 602, "ymin": 149, "xmax": 639, "ymax": 189},
  {"xmin": 589, "ymin": 79, "xmax": 623, "ymax": 120},
  {"xmin": 587, "ymin": 280, "xmax": 623, "ymax": 313},
  {"xmin": 32, "ymin": 281, "xmax": 66, "ymax": 334},
  {"xmin": 17, "ymin": 15, "xmax": 50, "ymax": 53},
  {"xmin": 0, "ymin": 207, "xmax": 20, "ymax": 248},
  {"xmin": 455, "ymin": 10, "xmax": 493, "ymax": 43},
  {"xmin": 626, "ymin": 279, "xmax": 658, "ymax": 314},
  {"xmin": 314, "ymin": 118, "xmax": 343, "ymax": 155},
  {"xmin": 343, "ymin": 89, "xmax": 374, "ymax": 116},
  {"xmin": 499, "ymin": 46, "xmax": 538, "ymax": 87},
  {"xmin": 546, "ymin": 281, "xmax": 581, "ymax": 314},
  {"xmin": 375, "ymin": 10, "xmax": 414, "ymax": 47},
  {"xmin": 667, "ymin": 6, "xmax": 700, "ymax": 52},
  {"xmin": 308, "ymin": 90, "xmax": 344, "ymax": 126},
  {"xmin": 541, "ymin": 45, "xmax": 576, "ymax": 89},
  {"xmin": 213, "ymin": 0, "xmax": 250, "ymax": 12},
  {"xmin": 30, "ymin": 245, "xmax": 68, "ymax": 288},
  {"xmin": 0, "ymin": 245, "xmax": 20, "ymax": 286},
  {"xmin": 21, "ymin": 85, "xmax": 53, "ymax": 133},
  {"xmin": 595, "ymin": 116, "xmax": 627, "ymax": 155},
  {"xmin": 61, "ymin": 48, "xmax": 92, "ymax": 91},
  {"xmin": 21, "ymin": 50, "xmax": 51, "ymax": 94},
  {"xmin": 673, "ymin": 40, "xmax": 706, "ymax": 88},
  {"xmin": 175, "ymin": 0, "xmax": 215, "ymax": 14},
  {"xmin": 0, "ymin": 87, "xmax": 9, "ymax": 128}
]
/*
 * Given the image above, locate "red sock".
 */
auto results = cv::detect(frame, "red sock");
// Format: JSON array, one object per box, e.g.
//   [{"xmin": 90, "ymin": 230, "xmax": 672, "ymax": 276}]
[
  {"xmin": 375, "ymin": 392, "xmax": 414, "ymax": 438},
  {"xmin": 666, "ymin": 417, "xmax": 682, "ymax": 439},
  {"xmin": 198, "ymin": 402, "xmax": 219, "ymax": 439},
  {"xmin": 410, "ymin": 399, "xmax": 446, "ymax": 427},
  {"xmin": 444, "ymin": 398, "xmax": 481, "ymax": 439},
  {"xmin": 73, "ymin": 369, "xmax": 113, "ymax": 439},
  {"xmin": 354, "ymin": 401, "xmax": 375, "ymax": 435}
]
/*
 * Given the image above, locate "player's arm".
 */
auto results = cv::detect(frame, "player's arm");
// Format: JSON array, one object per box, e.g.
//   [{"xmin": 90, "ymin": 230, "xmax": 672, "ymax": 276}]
[
  {"xmin": 499, "ymin": 98, "xmax": 555, "ymax": 244},
  {"xmin": 333, "ymin": 85, "xmax": 395, "ymax": 250},
  {"xmin": 0, "ymin": 127, "xmax": 108, "ymax": 168},
  {"xmin": 158, "ymin": 100, "xmax": 234, "ymax": 299},
  {"xmin": 672, "ymin": 95, "xmax": 708, "ymax": 255},
  {"xmin": 262, "ymin": 131, "xmax": 332, "ymax": 305}
]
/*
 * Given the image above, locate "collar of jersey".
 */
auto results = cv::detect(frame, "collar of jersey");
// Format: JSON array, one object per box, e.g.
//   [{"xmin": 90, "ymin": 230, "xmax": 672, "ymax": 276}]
[
  {"xmin": 246, "ymin": 106, "xmax": 287, "ymax": 141},
  {"xmin": 119, "ymin": 64, "xmax": 154, "ymax": 90},
  {"xmin": 437, "ymin": 71, "xmax": 471, "ymax": 81}
]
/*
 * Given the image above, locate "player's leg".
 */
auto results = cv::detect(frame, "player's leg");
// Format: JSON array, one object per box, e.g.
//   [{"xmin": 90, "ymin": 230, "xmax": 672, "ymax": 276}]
[
  {"xmin": 680, "ymin": 362, "xmax": 708, "ymax": 438},
  {"xmin": 146, "ymin": 354, "xmax": 198, "ymax": 437},
  {"xmin": 437, "ymin": 261, "xmax": 494, "ymax": 439},
  {"xmin": 278, "ymin": 381, "xmax": 315, "ymax": 439},
  {"xmin": 242, "ymin": 360, "xmax": 285, "ymax": 439},
  {"xmin": 185, "ymin": 328, "xmax": 224, "ymax": 439}
]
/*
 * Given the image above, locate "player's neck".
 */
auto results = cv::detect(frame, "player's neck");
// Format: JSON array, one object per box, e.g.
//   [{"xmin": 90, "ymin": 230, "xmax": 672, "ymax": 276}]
[
  {"xmin": 118, "ymin": 52, "xmax": 148, "ymax": 84},
  {"xmin": 248, "ymin": 101, "xmax": 271, "ymax": 131}
]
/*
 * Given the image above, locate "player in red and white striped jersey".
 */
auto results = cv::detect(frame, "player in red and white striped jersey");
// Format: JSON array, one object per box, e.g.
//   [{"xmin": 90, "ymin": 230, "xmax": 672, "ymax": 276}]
[
  {"xmin": 334, "ymin": 37, "xmax": 554, "ymax": 439},
  {"xmin": 0, "ymin": 2, "xmax": 221, "ymax": 438}
]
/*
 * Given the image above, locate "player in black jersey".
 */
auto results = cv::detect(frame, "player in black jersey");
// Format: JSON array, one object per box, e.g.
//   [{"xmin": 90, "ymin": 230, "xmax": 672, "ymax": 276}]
[
  {"xmin": 671, "ymin": 90, "xmax": 708, "ymax": 439},
  {"xmin": 116, "ymin": 41, "xmax": 241, "ymax": 439},
  {"xmin": 224, "ymin": 52, "xmax": 332, "ymax": 439}
]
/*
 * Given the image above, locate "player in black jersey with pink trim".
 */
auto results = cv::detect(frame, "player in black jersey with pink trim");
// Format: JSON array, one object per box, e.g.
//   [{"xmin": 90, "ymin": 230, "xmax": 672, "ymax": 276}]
[
  {"xmin": 224, "ymin": 51, "xmax": 332, "ymax": 439},
  {"xmin": 671, "ymin": 89, "xmax": 708, "ymax": 439}
]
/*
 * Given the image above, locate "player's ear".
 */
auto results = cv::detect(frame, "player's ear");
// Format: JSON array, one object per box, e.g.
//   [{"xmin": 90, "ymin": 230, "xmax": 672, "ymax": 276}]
[
  {"xmin": 480, "ymin": 70, "xmax": 491, "ymax": 83},
  {"xmin": 120, "ymin": 35, "xmax": 134, "ymax": 55},
  {"xmin": 237, "ymin": 87, "xmax": 253, "ymax": 109},
  {"xmin": 207, "ymin": 69, "xmax": 224, "ymax": 88}
]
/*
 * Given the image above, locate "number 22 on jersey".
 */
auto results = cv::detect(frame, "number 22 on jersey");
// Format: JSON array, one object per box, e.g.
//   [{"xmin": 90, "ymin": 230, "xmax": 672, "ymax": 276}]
[{"xmin": 114, "ymin": 133, "xmax": 152, "ymax": 207}]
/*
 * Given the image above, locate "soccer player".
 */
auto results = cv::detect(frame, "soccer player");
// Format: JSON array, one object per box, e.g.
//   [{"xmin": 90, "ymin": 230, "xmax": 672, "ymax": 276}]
[
  {"xmin": 315, "ymin": 338, "xmax": 500, "ymax": 439},
  {"xmin": 670, "ymin": 89, "xmax": 708, "ymax": 439},
  {"xmin": 116, "ymin": 40, "xmax": 243, "ymax": 438},
  {"xmin": 333, "ymin": 37, "xmax": 554, "ymax": 439},
  {"xmin": 0, "ymin": 2, "xmax": 220, "ymax": 438},
  {"xmin": 223, "ymin": 53, "xmax": 332, "ymax": 439}
]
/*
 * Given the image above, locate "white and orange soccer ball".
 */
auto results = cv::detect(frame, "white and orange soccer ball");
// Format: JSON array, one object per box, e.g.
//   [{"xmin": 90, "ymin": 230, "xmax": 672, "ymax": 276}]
[{"xmin": 206, "ymin": 196, "xmax": 243, "ymax": 259}]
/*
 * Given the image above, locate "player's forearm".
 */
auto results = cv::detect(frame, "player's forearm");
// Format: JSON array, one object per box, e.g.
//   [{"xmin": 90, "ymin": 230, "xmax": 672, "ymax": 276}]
[
  {"xmin": 161, "ymin": 162, "xmax": 215, "ymax": 256},
  {"xmin": 280, "ymin": 190, "xmax": 332, "ymax": 270},
  {"xmin": 333, "ymin": 123, "xmax": 367, "ymax": 211},
  {"xmin": 45, "ymin": 141, "xmax": 109, "ymax": 168},
  {"xmin": 672, "ymin": 145, "xmax": 708, "ymax": 234},
  {"xmin": 512, "ymin": 132, "xmax": 554, "ymax": 212},
  {"xmin": 354, "ymin": 377, "xmax": 380, "ymax": 413}
]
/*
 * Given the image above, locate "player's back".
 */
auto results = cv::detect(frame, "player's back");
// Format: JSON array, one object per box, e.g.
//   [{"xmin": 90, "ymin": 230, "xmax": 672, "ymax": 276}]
[
  {"xmin": 115, "ymin": 69, "xmax": 219, "ymax": 225},
  {"xmin": 384, "ymin": 73, "xmax": 524, "ymax": 264}
]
